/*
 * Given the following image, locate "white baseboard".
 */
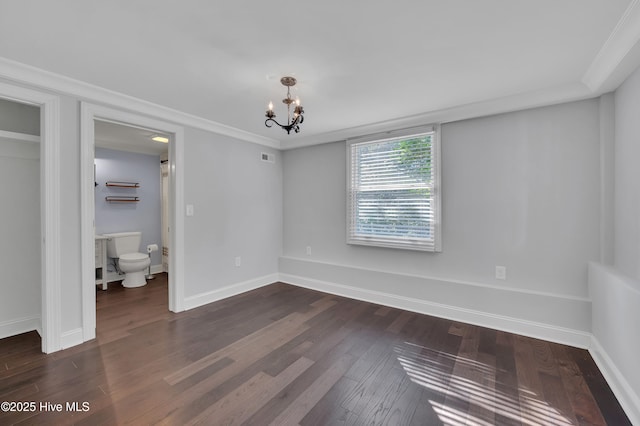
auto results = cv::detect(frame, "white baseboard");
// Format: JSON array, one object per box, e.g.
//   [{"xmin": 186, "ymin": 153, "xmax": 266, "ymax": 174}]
[
  {"xmin": 590, "ymin": 336, "xmax": 640, "ymax": 426},
  {"xmin": 0, "ymin": 315, "xmax": 40, "ymax": 340},
  {"xmin": 150, "ymin": 264, "xmax": 164, "ymax": 275},
  {"xmin": 60, "ymin": 328, "xmax": 84, "ymax": 350},
  {"xmin": 0, "ymin": 317, "xmax": 80, "ymax": 352},
  {"xmin": 184, "ymin": 273, "xmax": 278, "ymax": 311},
  {"xmin": 278, "ymin": 270, "xmax": 592, "ymax": 349}
]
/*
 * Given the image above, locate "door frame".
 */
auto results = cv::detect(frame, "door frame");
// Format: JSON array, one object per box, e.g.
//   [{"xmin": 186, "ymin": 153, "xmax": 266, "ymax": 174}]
[
  {"xmin": 0, "ymin": 82, "xmax": 61, "ymax": 353},
  {"xmin": 80, "ymin": 103, "xmax": 185, "ymax": 341}
]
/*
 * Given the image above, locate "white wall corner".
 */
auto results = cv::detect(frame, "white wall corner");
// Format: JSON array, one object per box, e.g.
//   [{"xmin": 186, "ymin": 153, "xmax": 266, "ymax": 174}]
[
  {"xmin": 599, "ymin": 93, "xmax": 616, "ymax": 265},
  {"xmin": 582, "ymin": 0, "xmax": 640, "ymax": 93},
  {"xmin": 183, "ymin": 274, "xmax": 279, "ymax": 311},
  {"xmin": 588, "ymin": 262, "xmax": 640, "ymax": 425},
  {"xmin": 589, "ymin": 336, "xmax": 640, "ymax": 426}
]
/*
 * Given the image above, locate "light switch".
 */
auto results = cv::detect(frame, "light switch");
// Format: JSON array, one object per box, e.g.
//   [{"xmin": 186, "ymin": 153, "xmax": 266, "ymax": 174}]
[{"xmin": 186, "ymin": 204, "xmax": 194, "ymax": 216}]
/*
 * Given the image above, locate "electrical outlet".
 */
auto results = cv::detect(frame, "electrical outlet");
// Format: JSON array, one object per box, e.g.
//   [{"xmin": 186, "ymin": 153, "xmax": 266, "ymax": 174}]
[
  {"xmin": 306, "ymin": 246, "xmax": 312, "ymax": 256},
  {"xmin": 235, "ymin": 256, "xmax": 241, "ymax": 267},
  {"xmin": 495, "ymin": 266, "xmax": 507, "ymax": 280}
]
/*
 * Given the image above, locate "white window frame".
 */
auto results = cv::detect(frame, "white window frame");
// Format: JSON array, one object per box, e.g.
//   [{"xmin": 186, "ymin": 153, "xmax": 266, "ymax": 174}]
[{"xmin": 346, "ymin": 125, "xmax": 441, "ymax": 252}]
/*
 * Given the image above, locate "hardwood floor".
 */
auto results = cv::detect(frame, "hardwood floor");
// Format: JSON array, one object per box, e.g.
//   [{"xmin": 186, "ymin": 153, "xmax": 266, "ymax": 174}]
[{"xmin": 0, "ymin": 274, "xmax": 630, "ymax": 425}]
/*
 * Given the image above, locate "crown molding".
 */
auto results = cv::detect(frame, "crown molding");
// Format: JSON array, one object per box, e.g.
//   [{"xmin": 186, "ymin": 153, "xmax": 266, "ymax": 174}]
[
  {"xmin": 281, "ymin": 82, "xmax": 594, "ymax": 150},
  {"xmin": 0, "ymin": 57, "xmax": 281, "ymax": 149},
  {"xmin": 582, "ymin": 0, "xmax": 640, "ymax": 93}
]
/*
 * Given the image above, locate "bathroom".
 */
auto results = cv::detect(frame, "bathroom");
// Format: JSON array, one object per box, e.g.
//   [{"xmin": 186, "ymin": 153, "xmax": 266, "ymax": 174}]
[{"xmin": 94, "ymin": 120, "xmax": 168, "ymax": 289}]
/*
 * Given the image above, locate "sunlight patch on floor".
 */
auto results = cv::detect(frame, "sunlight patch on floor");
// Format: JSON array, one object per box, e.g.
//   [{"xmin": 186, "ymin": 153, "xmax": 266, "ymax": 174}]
[{"xmin": 394, "ymin": 342, "xmax": 574, "ymax": 426}]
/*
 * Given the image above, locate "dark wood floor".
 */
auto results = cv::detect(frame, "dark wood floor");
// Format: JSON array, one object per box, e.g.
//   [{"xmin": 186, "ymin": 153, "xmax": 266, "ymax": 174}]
[{"xmin": 0, "ymin": 274, "xmax": 630, "ymax": 425}]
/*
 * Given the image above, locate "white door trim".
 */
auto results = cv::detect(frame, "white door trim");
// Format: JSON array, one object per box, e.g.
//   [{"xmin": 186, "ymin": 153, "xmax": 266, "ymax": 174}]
[
  {"xmin": 0, "ymin": 82, "xmax": 61, "ymax": 354},
  {"xmin": 80, "ymin": 103, "xmax": 185, "ymax": 341}
]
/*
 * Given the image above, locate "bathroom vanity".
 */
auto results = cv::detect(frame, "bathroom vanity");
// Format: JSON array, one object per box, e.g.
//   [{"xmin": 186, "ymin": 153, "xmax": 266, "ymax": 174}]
[{"xmin": 95, "ymin": 235, "xmax": 109, "ymax": 290}]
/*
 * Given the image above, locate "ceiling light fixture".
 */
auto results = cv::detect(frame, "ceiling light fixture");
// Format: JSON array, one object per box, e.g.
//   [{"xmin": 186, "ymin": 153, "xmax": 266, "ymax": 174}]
[
  {"xmin": 265, "ymin": 76, "xmax": 304, "ymax": 134},
  {"xmin": 151, "ymin": 135, "xmax": 169, "ymax": 143}
]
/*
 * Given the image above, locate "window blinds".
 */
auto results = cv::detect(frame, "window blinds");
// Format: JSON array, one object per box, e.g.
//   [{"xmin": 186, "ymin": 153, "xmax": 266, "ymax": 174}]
[{"xmin": 347, "ymin": 130, "xmax": 441, "ymax": 251}]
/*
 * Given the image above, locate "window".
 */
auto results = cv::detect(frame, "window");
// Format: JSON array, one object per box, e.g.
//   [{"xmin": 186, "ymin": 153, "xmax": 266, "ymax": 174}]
[{"xmin": 347, "ymin": 126, "xmax": 441, "ymax": 252}]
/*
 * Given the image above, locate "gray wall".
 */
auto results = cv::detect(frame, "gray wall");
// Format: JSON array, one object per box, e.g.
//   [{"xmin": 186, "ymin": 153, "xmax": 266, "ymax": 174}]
[
  {"xmin": 183, "ymin": 127, "xmax": 282, "ymax": 299},
  {"xmin": 282, "ymin": 99, "xmax": 601, "ymax": 337},
  {"xmin": 614, "ymin": 65, "xmax": 640, "ymax": 280},
  {"xmin": 586, "ymin": 61, "xmax": 640, "ymax": 422},
  {"xmin": 283, "ymin": 99, "xmax": 600, "ymax": 295},
  {"xmin": 0, "ymin": 97, "xmax": 40, "ymax": 135}
]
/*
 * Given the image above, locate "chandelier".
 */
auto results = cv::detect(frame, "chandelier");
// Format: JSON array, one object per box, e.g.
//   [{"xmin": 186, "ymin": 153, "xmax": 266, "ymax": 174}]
[{"xmin": 265, "ymin": 76, "xmax": 304, "ymax": 134}]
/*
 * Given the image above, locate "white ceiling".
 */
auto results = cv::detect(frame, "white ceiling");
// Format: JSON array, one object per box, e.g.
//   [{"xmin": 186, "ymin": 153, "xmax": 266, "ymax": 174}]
[
  {"xmin": 95, "ymin": 120, "xmax": 169, "ymax": 156},
  {"xmin": 1, "ymin": 1, "xmax": 639, "ymax": 150}
]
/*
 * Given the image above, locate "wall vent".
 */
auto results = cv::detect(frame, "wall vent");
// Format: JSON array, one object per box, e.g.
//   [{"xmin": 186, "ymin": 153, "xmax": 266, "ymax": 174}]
[{"xmin": 261, "ymin": 152, "xmax": 275, "ymax": 163}]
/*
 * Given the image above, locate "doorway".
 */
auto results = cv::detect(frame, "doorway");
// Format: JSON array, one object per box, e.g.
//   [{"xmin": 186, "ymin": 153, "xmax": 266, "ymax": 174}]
[
  {"xmin": 80, "ymin": 103, "xmax": 185, "ymax": 342},
  {"xmin": 94, "ymin": 120, "xmax": 169, "ymax": 282},
  {"xmin": 0, "ymin": 98, "xmax": 41, "ymax": 343},
  {"xmin": 0, "ymin": 83, "xmax": 61, "ymax": 354}
]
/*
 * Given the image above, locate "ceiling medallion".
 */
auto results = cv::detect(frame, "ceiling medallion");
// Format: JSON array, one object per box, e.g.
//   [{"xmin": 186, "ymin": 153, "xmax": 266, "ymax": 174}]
[{"xmin": 265, "ymin": 76, "xmax": 304, "ymax": 134}]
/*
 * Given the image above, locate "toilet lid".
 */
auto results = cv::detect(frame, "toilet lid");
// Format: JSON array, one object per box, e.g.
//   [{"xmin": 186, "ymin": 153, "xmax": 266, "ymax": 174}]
[{"xmin": 120, "ymin": 252, "xmax": 148, "ymax": 261}]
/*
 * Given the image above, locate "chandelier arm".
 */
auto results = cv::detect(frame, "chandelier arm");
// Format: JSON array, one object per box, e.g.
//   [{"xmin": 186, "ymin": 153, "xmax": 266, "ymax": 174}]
[
  {"xmin": 266, "ymin": 114, "xmax": 303, "ymax": 134},
  {"xmin": 265, "ymin": 117, "xmax": 285, "ymax": 129}
]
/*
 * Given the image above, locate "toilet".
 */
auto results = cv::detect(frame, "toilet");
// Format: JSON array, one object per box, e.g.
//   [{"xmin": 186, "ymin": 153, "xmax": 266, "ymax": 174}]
[{"xmin": 103, "ymin": 231, "xmax": 151, "ymax": 288}]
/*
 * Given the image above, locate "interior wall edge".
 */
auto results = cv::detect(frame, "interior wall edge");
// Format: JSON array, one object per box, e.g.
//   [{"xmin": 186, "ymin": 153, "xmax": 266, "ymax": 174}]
[
  {"xmin": 590, "ymin": 336, "xmax": 640, "ymax": 426},
  {"xmin": 588, "ymin": 261, "xmax": 640, "ymax": 425}
]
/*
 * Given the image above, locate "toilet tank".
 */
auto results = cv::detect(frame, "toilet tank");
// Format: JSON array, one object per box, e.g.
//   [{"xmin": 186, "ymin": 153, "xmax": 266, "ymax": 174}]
[{"xmin": 103, "ymin": 231, "xmax": 142, "ymax": 258}]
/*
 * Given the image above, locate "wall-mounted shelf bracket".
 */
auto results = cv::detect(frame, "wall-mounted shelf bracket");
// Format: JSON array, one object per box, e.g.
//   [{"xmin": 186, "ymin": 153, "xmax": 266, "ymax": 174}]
[
  {"xmin": 105, "ymin": 196, "xmax": 139, "ymax": 202},
  {"xmin": 106, "ymin": 181, "xmax": 140, "ymax": 188}
]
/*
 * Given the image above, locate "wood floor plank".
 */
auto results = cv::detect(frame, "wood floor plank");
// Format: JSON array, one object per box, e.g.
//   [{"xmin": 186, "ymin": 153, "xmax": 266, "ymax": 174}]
[
  {"xmin": 386, "ymin": 310, "xmax": 415, "ymax": 334},
  {"xmin": 0, "ymin": 275, "xmax": 631, "ymax": 425},
  {"xmin": 164, "ymin": 297, "xmax": 335, "ymax": 386},
  {"xmin": 538, "ymin": 371, "xmax": 581, "ymax": 425},
  {"xmin": 567, "ymin": 346, "xmax": 632, "ymax": 426},
  {"xmin": 299, "ymin": 375, "xmax": 360, "ymax": 426},
  {"xmin": 443, "ymin": 323, "xmax": 483, "ymax": 424},
  {"xmin": 186, "ymin": 356, "xmax": 314, "ymax": 426},
  {"xmin": 269, "ymin": 353, "xmax": 356, "ymax": 426},
  {"xmin": 245, "ymin": 318, "xmax": 371, "ymax": 425},
  {"xmin": 466, "ymin": 350, "xmax": 499, "ymax": 425},
  {"xmin": 549, "ymin": 342, "xmax": 608, "ymax": 425},
  {"xmin": 513, "ymin": 334, "xmax": 548, "ymax": 424}
]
